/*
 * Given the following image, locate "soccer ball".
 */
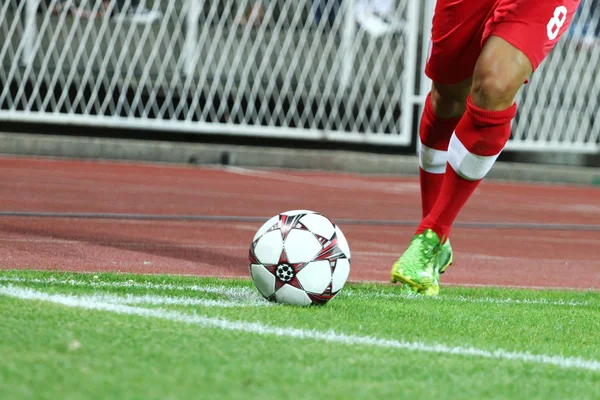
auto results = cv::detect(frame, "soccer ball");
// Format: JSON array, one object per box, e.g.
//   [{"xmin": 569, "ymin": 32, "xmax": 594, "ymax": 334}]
[{"xmin": 248, "ymin": 210, "xmax": 351, "ymax": 306}]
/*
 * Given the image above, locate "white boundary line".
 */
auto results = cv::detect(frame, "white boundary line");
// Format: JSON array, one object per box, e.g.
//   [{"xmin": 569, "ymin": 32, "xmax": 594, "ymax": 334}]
[
  {"xmin": 0, "ymin": 276, "xmax": 594, "ymax": 307},
  {"xmin": 341, "ymin": 289, "xmax": 593, "ymax": 307},
  {"xmin": 0, "ymin": 276, "xmax": 256, "ymax": 300},
  {"xmin": 1, "ymin": 285, "xmax": 599, "ymax": 373},
  {"xmin": 0, "ymin": 284, "xmax": 268, "ymax": 308}
]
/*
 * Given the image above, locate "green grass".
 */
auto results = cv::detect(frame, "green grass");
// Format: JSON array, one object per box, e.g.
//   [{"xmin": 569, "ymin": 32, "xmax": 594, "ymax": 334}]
[{"xmin": 1, "ymin": 270, "xmax": 599, "ymax": 400}]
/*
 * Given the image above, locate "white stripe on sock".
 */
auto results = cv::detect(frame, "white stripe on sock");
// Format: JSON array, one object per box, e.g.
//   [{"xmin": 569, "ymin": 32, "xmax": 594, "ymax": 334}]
[
  {"xmin": 448, "ymin": 133, "xmax": 500, "ymax": 181},
  {"xmin": 418, "ymin": 142, "xmax": 447, "ymax": 174}
]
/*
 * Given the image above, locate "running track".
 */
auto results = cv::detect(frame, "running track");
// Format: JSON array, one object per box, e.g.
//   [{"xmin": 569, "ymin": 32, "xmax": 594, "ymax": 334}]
[{"xmin": 0, "ymin": 156, "xmax": 598, "ymax": 290}]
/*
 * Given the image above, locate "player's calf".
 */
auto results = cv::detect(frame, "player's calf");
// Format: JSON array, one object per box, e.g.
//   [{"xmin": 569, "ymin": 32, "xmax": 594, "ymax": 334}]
[{"xmin": 418, "ymin": 79, "xmax": 471, "ymax": 219}]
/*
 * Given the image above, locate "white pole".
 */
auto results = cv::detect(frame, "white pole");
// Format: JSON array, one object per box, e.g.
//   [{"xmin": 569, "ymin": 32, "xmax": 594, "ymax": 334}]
[
  {"xmin": 22, "ymin": 0, "xmax": 39, "ymax": 66},
  {"xmin": 401, "ymin": 0, "xmax": 419, "ymax": 145},
  {"xmin": 419, "ymin": 0, "xmax": 434, "ymax": 97},
  {"xmin": 184, "ymin": 0, "xmax": 201, "ymax": 77},
  {"xmin": 339, "ymin": 0, "xmax": 356, "ymax": 89}
]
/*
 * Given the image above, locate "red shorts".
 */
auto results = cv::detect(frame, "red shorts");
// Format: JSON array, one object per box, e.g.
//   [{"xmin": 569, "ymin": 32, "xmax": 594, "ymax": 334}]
[{"xmin": 425, "ymin": 0, "xmax": 581, "ymax": 84}]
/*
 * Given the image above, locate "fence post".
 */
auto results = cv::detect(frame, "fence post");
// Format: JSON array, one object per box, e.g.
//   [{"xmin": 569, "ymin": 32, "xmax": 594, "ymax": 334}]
[
  {"xmin": 22, "ymin": 0, "xmax": 39, "ymax": 66},
  {"xmin": 401, "ymin": 0, "xmax": 419, "ymax": 145},
  {"xmin": 419, "ymin": 0, "xmax": 434, "ymax": 97},
  {"xmin": 339, "ymin": 0, "xmax": 356, "ymax": 90},
  {"xmin": 184, "ymin": 0, "xmax": 201, "ymax": 77}
]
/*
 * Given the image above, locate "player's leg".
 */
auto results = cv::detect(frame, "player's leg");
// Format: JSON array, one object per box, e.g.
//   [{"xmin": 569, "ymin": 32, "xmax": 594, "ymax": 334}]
[
  {"xmin": 391, "ymin": 0, "xmax": 491, "ymax": 293},
  {"xmin": 416, "ymin": 36, "xmax": 529, "ymax": 239},
  {"xmin": 418, "ymin": 0, "xmax": 581, "ymax": 241},
  {"xmin": 416, "ymin": 0, "xmax": 497, "ymax": 229},
  {"xmin": 418, "ymin": 79, "xmax": 470, "ymax": 219},
  {"xmin": 395, "ymin": 38, "xmax": 530, "ymax": 294},
  {"xmin": 394, "ymin": 0, "xmax": 581, "ymax": 295},
  {"xmin": 394, "ymin": 37, "xmax": 537, "ymax": 294},
  {"xmin": 413, "ymin": 79, "xmax": 470, "ymax": 288},
  {"xmin": 397, "ymin": 81, "xmax": 468, "ymax": 294},
  {"xmin": 417, "ymin": 0, "xmax": 491, "ymax": 220}
]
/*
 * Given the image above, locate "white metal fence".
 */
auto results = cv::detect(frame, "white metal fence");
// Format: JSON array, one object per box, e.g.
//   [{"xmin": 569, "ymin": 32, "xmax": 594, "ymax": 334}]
[
  {"xmin": 0, "ymin": 0, "xmax": 599, "ymax": 152},
  {"xmin": 508, "ymin": 0, "xmax": 600, "ymax": 153},
  {"xmin": 0, "ymin": 0, "xmax": 420, "ymax": 145}
]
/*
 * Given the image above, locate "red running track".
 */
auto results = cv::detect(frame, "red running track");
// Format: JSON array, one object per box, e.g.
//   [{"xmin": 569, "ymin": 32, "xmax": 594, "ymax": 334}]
[{"xmin": 0, "ymin": 156, "xmax": 599, "ymax": 289}]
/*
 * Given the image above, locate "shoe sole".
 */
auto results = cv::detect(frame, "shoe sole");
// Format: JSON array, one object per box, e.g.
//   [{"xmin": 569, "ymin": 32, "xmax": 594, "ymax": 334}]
[
  {"xmin": 392, "ymin": 272, "xmax": 440, "ymax": 296},
  {"xmin": 390, "ymin": 272, "xmax": 428, "ymax": 291}
]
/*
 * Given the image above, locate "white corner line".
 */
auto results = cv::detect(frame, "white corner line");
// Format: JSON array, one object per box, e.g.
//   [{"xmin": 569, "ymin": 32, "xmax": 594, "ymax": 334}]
[
  {"xmin": 24, "ymin": 289, "xmax": 268, "ymax": 308},
  {"xmin": 0, "ymin": 276, "xmax": 257, "ymax": 299},
  {"xmin": 99, "ymin": 292, "xmax": 271, "ymax": 307},
  {"xmin": 341, "ymin": 289, "xmax": 593, "ymax": 307},
  {"xmin": 0, "ymin": 276, "xmax": 592, "ymax": 308},
  {"xmin": 1, "ymin": 285, "xmax": 599, "ymax": 373}
]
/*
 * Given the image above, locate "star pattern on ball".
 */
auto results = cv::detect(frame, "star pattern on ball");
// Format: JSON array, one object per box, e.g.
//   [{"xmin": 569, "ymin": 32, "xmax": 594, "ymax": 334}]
[{"xmin": 263, "ymin": 248, "xmax": 309, "ymax": 292}]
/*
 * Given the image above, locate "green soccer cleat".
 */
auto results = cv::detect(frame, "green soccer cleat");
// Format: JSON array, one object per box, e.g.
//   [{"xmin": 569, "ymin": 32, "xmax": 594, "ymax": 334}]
[
  {"xmin": 438, "ymin": 239, "xmax": 453, "ymax": 274},
  {"xmin": 390, "ymin": 229, "xmax": 446, "ymax": 296}
]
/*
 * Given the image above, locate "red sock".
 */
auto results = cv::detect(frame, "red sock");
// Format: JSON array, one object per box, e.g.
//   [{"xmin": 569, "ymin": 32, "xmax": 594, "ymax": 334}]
[
  {"xmin": 418, "ymin": 93, "xmax": 461, "ymax": 218},
  {"xmin": 417, "ymin": 96, "xmax": 517, "ymax": 239}
]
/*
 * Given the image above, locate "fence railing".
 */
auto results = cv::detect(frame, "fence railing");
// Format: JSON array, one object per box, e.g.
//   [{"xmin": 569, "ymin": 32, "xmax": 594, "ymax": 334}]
[
  {"xmin": 507, "ymin": 0, "xmax": 600, "ymax": 153},
  {"xmin": 0, "ymin": 0, "xmax": 598, "ymax": 152},
  {"xmin": 0, "ymin": 0, "xmax": 420, "ymax": 145}
]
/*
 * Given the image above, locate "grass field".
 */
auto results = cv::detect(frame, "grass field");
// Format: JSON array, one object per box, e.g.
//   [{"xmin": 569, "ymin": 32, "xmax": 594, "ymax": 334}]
[{"xmin": 1, "ymin": 269, "xmax": 599, "ymax": 399}]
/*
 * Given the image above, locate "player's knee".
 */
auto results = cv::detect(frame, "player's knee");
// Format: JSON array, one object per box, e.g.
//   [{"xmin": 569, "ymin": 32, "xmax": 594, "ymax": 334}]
[
  {"xmin": 430, "ymin": 80, "xmax": 470, "ymax": 118},
  {"xmin": 471, "ymin": 37, "xmax": 532, "ymax": 110},
  {"xmin": 471, "ymin": 72, "xmax": 517, "ymax": 111},
  {"xmin": 430, "ymin": 89, "xmax": 465, "ymax": 119}
]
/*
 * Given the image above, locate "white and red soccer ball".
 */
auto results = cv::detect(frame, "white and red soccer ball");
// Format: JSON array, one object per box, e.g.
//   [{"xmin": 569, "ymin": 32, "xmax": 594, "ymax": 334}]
[{"xmin": 248, "ymin": 210, "xmax": 351, "ymax": 306}]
